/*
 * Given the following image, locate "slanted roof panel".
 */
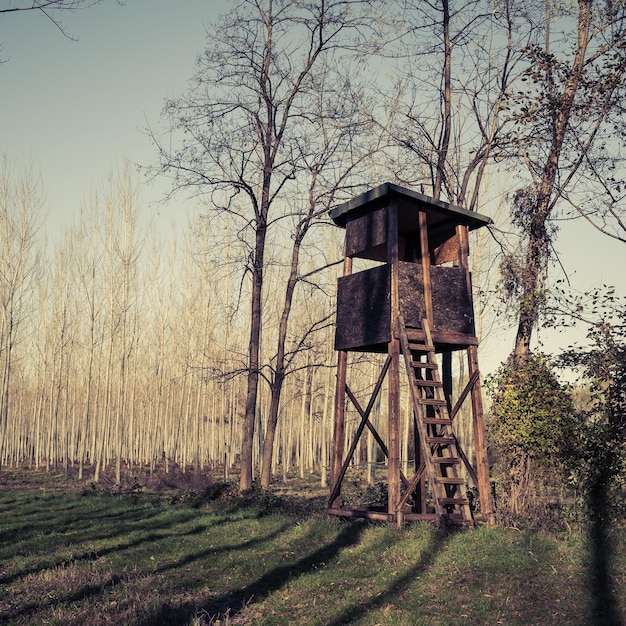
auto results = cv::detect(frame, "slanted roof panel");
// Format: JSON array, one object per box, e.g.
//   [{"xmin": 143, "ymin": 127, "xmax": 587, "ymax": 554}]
[{"xmin": 329, "ymin": 182, "xmax": 492, "ymax": 231}]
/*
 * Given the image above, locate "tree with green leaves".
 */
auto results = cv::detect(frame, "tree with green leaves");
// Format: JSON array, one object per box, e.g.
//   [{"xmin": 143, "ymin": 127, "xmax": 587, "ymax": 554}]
[
  {"xmin": 560, "ymin": 303, "xmax": 626, "ymax": 520},
  {"xmin": 486, "ymin": 352, "xmax": 577, "ymax": 525}
]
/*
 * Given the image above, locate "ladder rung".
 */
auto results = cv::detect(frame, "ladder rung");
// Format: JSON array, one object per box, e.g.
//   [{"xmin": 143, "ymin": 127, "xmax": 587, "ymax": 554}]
[
  {"xmin": 409, "ymin": 344, "xmax": 435, "ymax": 353},
  {"xmin": 439, "ymin": 497, "xmax": 470, "ymax": 506},
  {"xmin": 410, "ymin": 360, "xmax": 438, "ymax": 370},
  {"xmin": 401, "ymin": 317, "xmax": 474, "ymax": 526},
  {"xmin": 423, "ymin": 417, "xmax": 452, "ymax": 425},
  {"xmin": 426, "ymin": 436, "xmax": 455, "ymax": 445},
  {"xmin": 414, "ymin": 379, "xmax": 443, "ymax": 388},
  {"xmin": 420, "ymin": 398, "xmax": 447, "ymax": 406},
  {"xmin": 409, "ymin": 346, "xmax": 435, "ymax": 356}
]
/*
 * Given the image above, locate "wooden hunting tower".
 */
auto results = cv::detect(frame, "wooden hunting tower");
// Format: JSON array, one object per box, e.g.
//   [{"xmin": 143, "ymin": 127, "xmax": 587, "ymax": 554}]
[{"xmin": 328, "ymin": 183, "xmax": 494, "ymax": 527}]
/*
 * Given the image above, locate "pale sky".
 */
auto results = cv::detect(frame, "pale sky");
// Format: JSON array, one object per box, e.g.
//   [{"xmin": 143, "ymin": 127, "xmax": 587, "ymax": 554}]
[
  {"xmin": 1, "ymin": 0, "xmax": 624, "ymax": 373},
  {"xmin": 1, "ymin": 0, "xmax": 227, "ymax": 227}
]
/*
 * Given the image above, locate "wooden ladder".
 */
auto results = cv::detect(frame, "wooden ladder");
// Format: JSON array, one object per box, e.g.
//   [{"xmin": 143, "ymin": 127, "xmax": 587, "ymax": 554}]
[{"xmin": 398, "ymin": 316, "xmax": 473, "ymax": 526}]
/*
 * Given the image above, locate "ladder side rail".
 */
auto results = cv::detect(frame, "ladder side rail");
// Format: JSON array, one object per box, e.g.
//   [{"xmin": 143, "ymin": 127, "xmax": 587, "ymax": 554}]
[
  {"xmin": 397, "ymin": 316, "xmax": 444, "ymax": 518},
  {"xmin": 414, "ymin": 318, "xmax": 473, "ymax": 523}
]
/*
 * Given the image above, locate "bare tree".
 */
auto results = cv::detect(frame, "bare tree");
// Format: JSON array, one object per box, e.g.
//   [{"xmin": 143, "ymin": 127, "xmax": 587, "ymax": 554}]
[
  {"xmin": 80, "ymin": 166, "xmax": 145, "ymax": 483},
  {"xmin": 0, "ymin": 157, "xmax": 42, "ymax": 471},
  {"xmin": 0, "ymin": 1, "xmax": 113, "ymax": 50},
  {"xmin": 68, "ymin": 201, "xmax": 106, "ymax": 480},
  {"xmin": 0, "ymin": 0, "xmax": 102, "ymax": 12},
  {"xmin": 502, "ymin": 0, "xmax": 626, "ymax": 362},
  {"xmin": 380, "ymin": 0, "xmax": 529, "ymax": 208},
  {"xmin": 150, "ymin": 0, "xmax": 381, "ymax": 491},
  {"xmin": 382, "ymin": 0, "xmax": 626, "ymax": 365},
  {"xmin": 256, "ymin": 59, "xmax": 385, "ymax": 488}
]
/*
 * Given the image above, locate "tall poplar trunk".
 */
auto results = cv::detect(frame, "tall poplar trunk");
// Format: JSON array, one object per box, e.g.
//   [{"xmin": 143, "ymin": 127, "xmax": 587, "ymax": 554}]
[
  {"xmin": 0, "ymin": 320, "xmax": 12, "ymax": 471},
  {"xmin": 434, "ymin": 0, "xmax": 451, "ymax": 199},
  {"xmin": 260, "ymin": 227, "xmax": 304, "ymax": 488},
  {"xmin": 240, "ymin": 215, "xmax": 268, "ymax": 491}
]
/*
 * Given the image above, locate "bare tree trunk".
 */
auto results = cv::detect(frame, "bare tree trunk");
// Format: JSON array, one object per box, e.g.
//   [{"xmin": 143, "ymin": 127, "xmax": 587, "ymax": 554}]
[
  {"xmin": 260, "ymin": 220, "xmax": 305, "ymax": 488},
  {"xmin": 240, "ymin": 221, "xmax": 267, "ymax": 491},
  {"xmin": 433, "ymin": 0, "xmax": 451, "ymax": 199},
  {"xmin": 0, "ymin": 159, "xmax": 42, "ymax": 471},
  {"xmin": 320, "ymin": 358, "xmax": 332, "ymax": 487},
  {"xmin": 513, "ymin": 0, "xmax": 592, "ymax": 363}
]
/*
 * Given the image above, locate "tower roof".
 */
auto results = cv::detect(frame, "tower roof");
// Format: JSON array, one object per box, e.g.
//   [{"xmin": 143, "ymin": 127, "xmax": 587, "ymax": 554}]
[{"xmin": 329, "ymin": 182, "xmax": 492, "ymax": 233}]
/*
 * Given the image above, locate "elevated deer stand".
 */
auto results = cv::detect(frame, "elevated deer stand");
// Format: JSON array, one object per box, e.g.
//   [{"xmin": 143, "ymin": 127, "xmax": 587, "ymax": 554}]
[{"xmin": 328, "ymin": 183, "xmax": 494, "ymax": 527}]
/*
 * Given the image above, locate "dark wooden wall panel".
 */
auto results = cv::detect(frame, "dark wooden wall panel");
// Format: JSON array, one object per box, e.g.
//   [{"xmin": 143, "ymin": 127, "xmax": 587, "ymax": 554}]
[
  {"xmin": 397, "ymin": 263, "xmax": 474, "ymax": 334},
  {"xmin": 398, "ymin": 264, "xmax": 426, "ymax": 328},
  {"xmin": 335, "ymin": 264, "xmax": 390, "ymax": 350},
  {"xmin": 431, "ymin": 266, "xmax": 474, "ymax": 334},
  {"xmin": 335, "ymin": 263, "xmax": 475, "ymax": 351},
  {"xmin": 345, "ymin": 207, "xmax": 387, "ymax": 259}
]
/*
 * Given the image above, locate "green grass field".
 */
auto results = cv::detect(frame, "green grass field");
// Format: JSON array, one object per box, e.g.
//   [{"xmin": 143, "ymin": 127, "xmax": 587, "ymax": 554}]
[{"xmin": 0, "ymin": 469, "xmax": 623, "ymax": 625}]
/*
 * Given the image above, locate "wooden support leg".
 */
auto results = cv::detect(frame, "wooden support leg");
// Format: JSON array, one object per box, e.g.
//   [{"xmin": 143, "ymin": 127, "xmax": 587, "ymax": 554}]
[
  {"xmin": 330, "ymin": 349, "xmax": 347, "ymax": 509},
  {"xmin": 467, "ymin": 345, "xmax": 495, "ymax": 524},
  {"xmin": 388, "ymin": 342, "xmax": 401, "ymax": 527}
]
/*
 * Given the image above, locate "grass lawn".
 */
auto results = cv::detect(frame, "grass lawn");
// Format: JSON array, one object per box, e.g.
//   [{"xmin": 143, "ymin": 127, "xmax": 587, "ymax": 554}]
[{"xmin": 0, "ymin": 469, "xmax": 623, "ymax": 625}]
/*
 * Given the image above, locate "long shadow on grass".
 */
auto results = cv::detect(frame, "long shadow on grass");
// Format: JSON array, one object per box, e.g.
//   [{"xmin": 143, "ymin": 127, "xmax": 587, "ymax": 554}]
[
  {"xmin": 587, "ymin": 479, "xmax": 623, "ymax": 626},
  {"xmin": 0, "ymin": 504, "xmax": 206, "ymax": 586},
  {"xmin": 0, "ymin": 493, "xmax": 174, "ymax": 548},
  {"xmin": 0, "ymin": 517, "xmax": 216, "ymax": 587},
  {"xmin": 0, "ymin": 569, "xmax": 148, "ymax": 624},
  {"xmin": 326, "ymin": 526, "xmax": 448, "ymax": 626},
  {"xmin": 136, "ymin": 520, "xmax": 367, "ymax": 626},
  {"xmin": 0, "ymin": 502, "xmax": 293, "ymax": 624},
  {"xmin": 199, "ymin": 520, "xmax": 367, "ymax": 620},
  {"xmin": 153, "ymin": 522, "xmax": 292, "ymax": 577}
]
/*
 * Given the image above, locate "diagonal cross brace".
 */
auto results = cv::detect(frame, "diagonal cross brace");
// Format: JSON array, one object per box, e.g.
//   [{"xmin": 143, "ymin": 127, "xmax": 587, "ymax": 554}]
[
  {"xmin": 329, "ymin": 355, "xmax": 390, "ymax": 506},
  {"xmin": 329, "ymin": 355, "xmax": 411, "ymax": 506},
  {"xmin": 345, "ymin": 386, "xmax": 412, "ymax": 491}
]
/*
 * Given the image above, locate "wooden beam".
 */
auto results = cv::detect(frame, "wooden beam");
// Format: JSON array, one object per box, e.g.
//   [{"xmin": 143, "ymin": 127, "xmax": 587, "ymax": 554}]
[
  {"xmin": 457, "ymin": 223, "xmax": 495, "ymax": 525},
  {"xmin": 418, "ymin": 209, "xmax": 434, "ymax": 325},
  {"xmin": 467, "ymin": 344, "xmax": 495, "ymax": 524},
  {"xmin": 453, "ymin": 436, "xmax": 479, "ymax": 486},
  {"xmin": 328, "ymin": 357, "xmax": 391, "ymax": 507},
  {"xmin": 395, "ymin": 461, "xmax": 426, "ymax": 513},
  {"xmin": 345, "ymin": 383, "xmax": 412, "ymax": 490},
  {"xmin": 330, "ymin": 254, "xmax": 352, "ymax": 509},
  {"xmin": 449, "ymin": 370, "xmax": 480, "ymax": 422},
  {"xmin": 388, "ymin": 202, "xmax": 401, "ymax": 526},
  {"xmin": 328, "ymin": 507, "xmax": 391, "ymax": 522}
]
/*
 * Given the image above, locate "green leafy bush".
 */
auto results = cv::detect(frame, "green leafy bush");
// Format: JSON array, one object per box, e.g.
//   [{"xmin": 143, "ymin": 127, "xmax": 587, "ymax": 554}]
[
  {"xmin": 560, "ymin": 317, "xmax": 626, "ymax": 523},
  {"xmin": 486, "ymin": 353, "xmax": 577, "ymax": 528}
]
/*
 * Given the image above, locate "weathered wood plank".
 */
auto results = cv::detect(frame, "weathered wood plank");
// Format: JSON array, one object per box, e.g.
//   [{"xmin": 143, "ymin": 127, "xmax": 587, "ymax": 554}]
[
  {"xmin": 335, "ymin": 264, "xmax": 390, "ymax": 350},
  {"xmin": 345, "ymin": 205, "xmax": 387, "ymax": 260}
]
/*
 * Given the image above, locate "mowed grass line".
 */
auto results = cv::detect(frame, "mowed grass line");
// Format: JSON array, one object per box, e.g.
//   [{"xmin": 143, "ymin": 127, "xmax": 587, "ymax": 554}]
[{"xmin": 0, "ymin": 477, "xmax": 623, "ymax": 625}]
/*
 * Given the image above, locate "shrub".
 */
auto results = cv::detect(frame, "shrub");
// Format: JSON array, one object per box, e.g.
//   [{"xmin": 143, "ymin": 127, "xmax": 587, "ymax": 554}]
[{"xmin": 486, "ymin": 353, "xmax": 577, "ymax": 528}]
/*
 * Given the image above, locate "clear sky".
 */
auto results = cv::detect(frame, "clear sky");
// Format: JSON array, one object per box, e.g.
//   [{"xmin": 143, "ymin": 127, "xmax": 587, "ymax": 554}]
[
  {"xmin": 1, "ymin": 0, "xmax": 228, "ymax": 227},
  {"xmin": 1, "ymin": 0, "xmax": 624, "ymax": 372}
]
